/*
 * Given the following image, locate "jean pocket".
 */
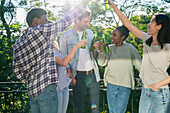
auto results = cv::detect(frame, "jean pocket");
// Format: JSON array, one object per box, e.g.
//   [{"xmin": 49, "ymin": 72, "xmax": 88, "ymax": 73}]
[
  {"xmin": 150, "ymin": 88, "xmax": 161, "ymax": 92},
  {"xmin": 38, "ymin": 85, "xmax": 56, "ymax": 107},
  {"xmin": 38, "ymin": 92, "xmax": 50, "ymax": 107}
]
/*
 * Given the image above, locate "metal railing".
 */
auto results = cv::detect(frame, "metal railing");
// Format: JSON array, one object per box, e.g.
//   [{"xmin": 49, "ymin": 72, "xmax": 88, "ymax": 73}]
[{"xmin": 0, "ymin": 78, "xmax": 142, "ymax": 113}]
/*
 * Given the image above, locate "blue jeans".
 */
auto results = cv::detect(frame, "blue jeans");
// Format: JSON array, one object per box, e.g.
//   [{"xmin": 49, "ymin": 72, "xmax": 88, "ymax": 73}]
[
  {"xmin": 107, "ymin": 83, "xmax": 131, "ymax": 113},
  {"xmin": 139, "ymin": 86, "xmax": 170, "ymax": 113},
  {"xmin": 57, "ymin": 86, "xmax": 69, "ymax": 113},
  {"xmin": 30, "ymin": 84, "xmax": 58, "ymax": 113}
]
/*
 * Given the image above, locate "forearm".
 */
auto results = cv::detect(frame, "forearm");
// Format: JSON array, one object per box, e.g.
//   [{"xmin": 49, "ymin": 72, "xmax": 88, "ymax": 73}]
[
  {"xmin": 110, "ymin": 3, "xmax": 132, "ymax": 28},
  {"xmin": 93, "ymin": 49, "xmax": 98, "ymax": 59},
  {"xmin": 109, "ymin": 0, "xmax": 143, "ymax": 39},
  {"xmin": 157, "ymin": 76, "xmax": 170, "ymax": 88},
  {"xmin": 52, "ymin": 0, "xmax": 88, "ymax": 37},
  {"xmin": 62, "ymin": 45, "xmax": 79, "ymax": 66}
]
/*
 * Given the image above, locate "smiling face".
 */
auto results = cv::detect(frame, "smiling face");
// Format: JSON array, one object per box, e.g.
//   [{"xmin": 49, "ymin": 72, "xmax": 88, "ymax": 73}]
[
  {"xmin": 75, "ymin": 16, "xmax": 90, "ymax": 31},
  {"xmin": 147, "ymin": 16, "xmax": 160, "ymax": 36},
  {"xmin": 110, "ymin": 29, "xmax": 124, "ymax": 47}
]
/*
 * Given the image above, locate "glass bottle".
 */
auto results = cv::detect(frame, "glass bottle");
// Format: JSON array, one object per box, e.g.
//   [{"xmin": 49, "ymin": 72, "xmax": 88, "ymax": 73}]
[
  {"xmin": 81, "ymin": 28, "xmax": 86, "ymax": 49},
  {"xmin": 90, "ymin": 33, "xmax": 97, "ymax": 51},
  {"xmin": 105, "ymin": 0, "xmax": 110, "ymax": 10},
  {"xmin": 88, "ymin": 0, "xmax": 92, "ymax": 7},
  {"xmin": 102, "ymin": 34, "xmax": 109, "ymax": 53}
]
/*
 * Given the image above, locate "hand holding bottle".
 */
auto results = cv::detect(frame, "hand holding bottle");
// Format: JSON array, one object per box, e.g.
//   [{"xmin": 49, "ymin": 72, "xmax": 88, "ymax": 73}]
[
  {"xmin": 76, "ymin": 39, "xmax": 87, "ymax": 48},
  {"xmin": 100, "ymin": 40, "xmax": 105, "ymax": 53},
  {"xmin": 93, "ymin": 41, "xmax": 100, "ymax": 50},
  {"xmin": 93, "ymin": 41, "xmax": 105, "ymax": 53}
]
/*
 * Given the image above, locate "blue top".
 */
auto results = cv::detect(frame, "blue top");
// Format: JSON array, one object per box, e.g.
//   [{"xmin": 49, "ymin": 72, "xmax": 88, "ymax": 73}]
[{"xmin": 54, "ymin": 47, "xmax": 72, "ymax": 92}]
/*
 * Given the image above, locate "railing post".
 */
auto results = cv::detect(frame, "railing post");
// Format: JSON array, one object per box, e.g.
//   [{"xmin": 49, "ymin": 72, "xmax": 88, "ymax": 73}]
[
  {"xmin": 131, "ymin": 90, "xmax": 134, "ymax": 113},
  {"xmin": 5, "ymin": 93, "xmax": 7, "ymax": 113},
  {"xmin": 12, "ymin": 92, "xmax": 15, "ymax": 112}
]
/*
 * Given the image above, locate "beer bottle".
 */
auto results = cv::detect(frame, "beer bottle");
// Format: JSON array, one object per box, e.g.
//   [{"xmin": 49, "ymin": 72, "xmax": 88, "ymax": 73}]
[
  {"xmin": 81, "ymin": 28, "xmax": 87, "ymax": 49},
  {"xmin": 88, "ymin": 0, "xmax": 92, "ymax": 7},
  {"xmin": 102, "ymin": 34, "xmax": 109, "ymax": 53},
  {"xmin": 90, "ymin": 33, "xmax": 97, "ymax": 51},
  {"xmin": 105, "ymin": 0, "xmax": 110, "ymax": 10}
]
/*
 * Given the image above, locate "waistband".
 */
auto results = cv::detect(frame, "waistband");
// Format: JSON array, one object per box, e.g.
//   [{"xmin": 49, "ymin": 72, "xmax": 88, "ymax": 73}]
[{"xmin": 77, "ymin": 69, "xmax": 94, "ymax": 75}]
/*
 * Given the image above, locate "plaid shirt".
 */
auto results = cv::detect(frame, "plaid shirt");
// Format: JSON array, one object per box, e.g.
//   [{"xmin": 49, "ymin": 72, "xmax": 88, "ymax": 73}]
[{"xmin": 13, "ymin": 1, "xmax": 88, "ymax": 99}]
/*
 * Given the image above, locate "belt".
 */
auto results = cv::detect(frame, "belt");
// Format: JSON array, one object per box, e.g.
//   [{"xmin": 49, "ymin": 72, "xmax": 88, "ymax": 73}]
[{"xmin": 77, "ymin": 69, "xmax": 94, "ymax": 75}]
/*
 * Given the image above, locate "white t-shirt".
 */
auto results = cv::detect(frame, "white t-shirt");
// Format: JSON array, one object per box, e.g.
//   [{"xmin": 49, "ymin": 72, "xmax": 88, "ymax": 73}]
[
  {"xmin": 139, "ymin": 32, "xmax": 170, "ymax": 88},
  {"xmin": 76, "ymin": 31, "xmax": 94, "ymax": 71}
]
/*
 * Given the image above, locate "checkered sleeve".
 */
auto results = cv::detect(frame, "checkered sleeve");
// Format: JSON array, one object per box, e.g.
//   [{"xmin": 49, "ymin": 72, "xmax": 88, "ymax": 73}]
[
  {"xmin": 13, "ymin": 38, "xmax": 30, "ymax": 84},
  {"xmin": 42, "ymin": 0, "xmax": 88, "ymax": 41}
]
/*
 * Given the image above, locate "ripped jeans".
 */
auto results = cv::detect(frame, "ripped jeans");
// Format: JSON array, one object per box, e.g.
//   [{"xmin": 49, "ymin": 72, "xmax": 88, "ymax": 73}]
[
  {"xmin": 139, "ymin": 86, "xmax": 170, "ymax": 113},
  {"xmin": 107, "ymin": 83, "xmax": 131, "ymax": 113}
]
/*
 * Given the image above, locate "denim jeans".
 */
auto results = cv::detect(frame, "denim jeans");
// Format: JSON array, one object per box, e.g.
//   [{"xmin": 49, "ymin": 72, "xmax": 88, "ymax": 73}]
[
  {"xmin": 30, "ymin": 84, "xmax": 58, "ymax": 113},
  {"xmin": 107, "ymin": 83, "xmax": 131, "ymax": 113},
  {"xmin": 57, "ymin": 86, "xmax": 69, "ymax": 113},
  {"xmin": 139, "ymin": 86, "xmax": 170, "ymax": 113},
  {"xmin": 73, "ymin": 73, "xmax": 100, "ymax": 113}
]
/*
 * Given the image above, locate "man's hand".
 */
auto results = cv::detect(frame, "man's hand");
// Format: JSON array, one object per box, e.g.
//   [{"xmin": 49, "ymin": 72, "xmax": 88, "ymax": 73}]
[{"xmin": 76, "ymin": 39, "xmax": 87, "ymax": 48}]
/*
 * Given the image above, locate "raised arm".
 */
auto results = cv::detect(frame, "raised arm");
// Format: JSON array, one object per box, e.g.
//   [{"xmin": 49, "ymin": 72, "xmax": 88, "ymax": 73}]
[
  {"xmin": 109, "ymin": 0, "xmax": 143, "ymax": 39},
  {"xmin": 43, "ymin": 0, "xmax": 89, "ymax": 41}
]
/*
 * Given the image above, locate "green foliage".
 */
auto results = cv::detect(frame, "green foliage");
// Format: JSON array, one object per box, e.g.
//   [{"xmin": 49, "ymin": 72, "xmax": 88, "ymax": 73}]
[
  {"xmin": 0, "ymin": 22, "xmax": 22, "ymax": 82},
  {"xmin": 0, "ymin": 0, "xmax": 170, "ymax": 112}
]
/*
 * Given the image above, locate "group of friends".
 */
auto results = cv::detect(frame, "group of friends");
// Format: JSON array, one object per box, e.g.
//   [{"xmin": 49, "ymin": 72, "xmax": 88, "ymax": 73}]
[{"xmin": 13, "ymin": 0, "xmax": 170, "ymax": 113}]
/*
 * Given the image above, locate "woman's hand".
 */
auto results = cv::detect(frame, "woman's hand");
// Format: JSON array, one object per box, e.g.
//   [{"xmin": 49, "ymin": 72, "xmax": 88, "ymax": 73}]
[
  {"xmin": 72, "ymin": 77, "xmax": 76, "ymax": 86},
  {"xmin": 66, "ymin": 68, "xmax": 76, "ymax": 86},
  {"xmin": 67, "ymin": 72, "xmax": 76, "ymax": 86},
  {"xmin": 67, "ymin": 73, "xmax": 71, "ymax": 78},
  {"xmin": 108, "ymin": 0, "xmax": 114, "ymax": 7},
  {"xmin": 99, "ymin": 40, "xmax": 105, "ymax": 53},
  {"xmin": 147, "ymin": 83, "xmax": 160, "ymax": 91},
  {"xmin": 93, "ymin": 41, "xmax": 100, "ymax": 50}
]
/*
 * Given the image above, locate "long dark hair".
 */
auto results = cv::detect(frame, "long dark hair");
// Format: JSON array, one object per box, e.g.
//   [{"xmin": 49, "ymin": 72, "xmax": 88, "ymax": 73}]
[{"xmin": 146, "ymin": 13, "xmax": 170, "ymax": 49}]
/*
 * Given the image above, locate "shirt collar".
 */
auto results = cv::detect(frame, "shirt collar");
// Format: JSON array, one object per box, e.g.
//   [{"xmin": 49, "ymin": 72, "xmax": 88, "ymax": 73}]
[{"xmin": 71, "ymin": 26, "xmax": 89, "ymax": 36}]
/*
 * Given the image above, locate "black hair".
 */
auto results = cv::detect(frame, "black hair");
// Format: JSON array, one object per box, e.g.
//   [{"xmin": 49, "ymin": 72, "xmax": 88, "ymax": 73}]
[
  {"xmin": 77, "ymin": 8, "xmax": 91, "ymax": 21},
  {"xmin": 146, "ymin": 13, "xmax": 170, "ymax": 49},
  {"xmin": 116, "ymin": 25, "xmax": 129, "ymax": 41},
  {"xmin": 26, "ymin": 8, "xmax": 47, "ymax": 27}
]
